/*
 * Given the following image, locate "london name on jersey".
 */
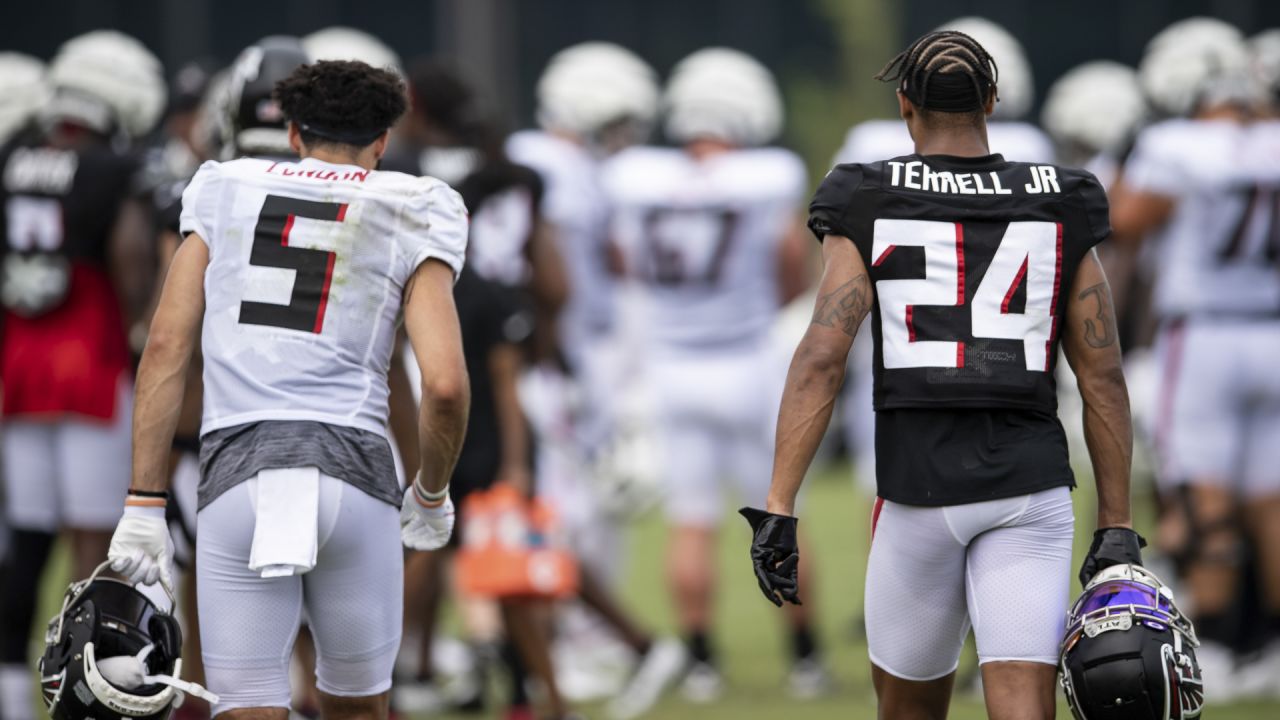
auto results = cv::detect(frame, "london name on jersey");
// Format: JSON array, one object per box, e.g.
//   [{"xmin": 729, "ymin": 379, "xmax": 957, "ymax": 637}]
[{"xmin": 884, "ymin": 159, "xmax": 1062, "ymax": 196}]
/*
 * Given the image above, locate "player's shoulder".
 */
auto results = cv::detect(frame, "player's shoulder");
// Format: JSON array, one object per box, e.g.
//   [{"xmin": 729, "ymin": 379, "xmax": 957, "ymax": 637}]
[
  {"xmin": 1130, "ymin": 118, "xmax": 1236, "ymax": 162},
  {"xmin": 835, "ymin": 119, "xmax": 912, "ymax": 164},
  {"xmin": 506, "ymin": 129, "xmax": 586, "ymax": 169},
  {"xmin": 987, "ymin": 121, "xmax": 1055, "ymax": 164},
  {"xmin": 721, "ymin": 146, "xmax": 806, "ymax": 182},
  {"xmin": 601, "ymin": 145, "xmax": 686, "ymax": 199}
]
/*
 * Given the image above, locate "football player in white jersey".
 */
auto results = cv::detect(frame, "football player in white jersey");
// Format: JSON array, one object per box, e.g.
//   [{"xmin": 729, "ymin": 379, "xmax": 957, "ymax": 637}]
[
  {"xmin": 1110, "ymin": 17, "xmax": 1280, "ymax": 695},
  {"xmin": 105, "ymin": 60, "xmax": 470, "ymax": 719},
  {"xmin": 604, "ymin": 48, "xmax": 823, "ymax": 712}
]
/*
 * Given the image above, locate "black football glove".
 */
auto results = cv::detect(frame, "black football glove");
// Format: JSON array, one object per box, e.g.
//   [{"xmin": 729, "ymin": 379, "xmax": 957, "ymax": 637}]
[
  {"xmin": 739, "ymin": 507, "xmax": 801, "ymax": 607},
  {"xmin": 1078, "ymin": 527, "xmax": 1147, "ymax": 587}
]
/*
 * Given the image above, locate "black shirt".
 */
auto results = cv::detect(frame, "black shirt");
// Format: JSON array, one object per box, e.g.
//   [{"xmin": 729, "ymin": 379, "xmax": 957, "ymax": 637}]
[
  {"xmin": 809, "ymin": 153, "xmax": 1110, "ymax": 505},
  {"xmin": 451, "ymin": 266, "xmax": 531, "ymax": 493}
]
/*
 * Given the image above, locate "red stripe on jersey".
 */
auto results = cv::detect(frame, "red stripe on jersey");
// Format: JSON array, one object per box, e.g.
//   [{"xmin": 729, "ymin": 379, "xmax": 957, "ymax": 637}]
[
  {"xmin": 1002, "ymin": 257, "xmax": 1029, "ymax": 314},
  {"xmin": 954, "ymin": 223, "xmax": 965, "ymax": 305},
  {"xmin": 906, "ymin": 305, "xmax": 916, "ymax": 342},
  {"xmin": 1045, "ymin": 222, "xmax": 1064, "ymax": 368},
  {"xmin": 280, "ymin": 214, "xmax": 296, "ymax": 246},
  {"xmin": 314, "ymin": 251, "xmax": 337, "ymax": 334},
  {"xmin": 336, "ymin": 203, "xmax": 348, "ymax": 222},
  {"xmin": 873, "ymin": 244, "xmax": 896, "ymax": 266},
  {"xmin": 956, "ymin": 341, "xmax": 965, "ymax": 368},
  {"xmin": 870, "ymin": 496, "xmax": 885, "ymax": 541}
]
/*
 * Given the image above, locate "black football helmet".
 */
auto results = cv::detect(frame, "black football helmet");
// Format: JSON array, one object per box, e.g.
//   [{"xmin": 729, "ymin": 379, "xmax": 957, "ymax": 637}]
[
  {"xmin": 38, "ymin": 564, "xmax": 216, "ymax": 720},
  {"xmin": 218, "ymin": 35, "xmax": 309, "ymax": 159},
  {"xmin": 1060, "ymin": 564, "xmax": 1203, "ymax": 720}
]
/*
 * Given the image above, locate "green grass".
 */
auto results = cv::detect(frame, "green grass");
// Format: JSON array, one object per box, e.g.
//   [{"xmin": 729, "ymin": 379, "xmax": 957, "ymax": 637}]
[{"xmin": 32, "ymin": 462, "xmax": 1280, "ymax": 719}]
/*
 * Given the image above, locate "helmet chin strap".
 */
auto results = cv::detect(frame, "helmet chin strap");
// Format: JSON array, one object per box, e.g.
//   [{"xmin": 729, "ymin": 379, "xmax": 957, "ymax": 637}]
[{"xmin": 143, "ymin": 669, "xmax": 221, "ymax": 705}]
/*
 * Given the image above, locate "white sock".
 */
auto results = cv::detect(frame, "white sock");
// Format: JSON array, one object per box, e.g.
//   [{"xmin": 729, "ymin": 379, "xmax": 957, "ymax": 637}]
[{"xmin": 0, "ymin": 663, "xmax": 35, "ymax": 720}]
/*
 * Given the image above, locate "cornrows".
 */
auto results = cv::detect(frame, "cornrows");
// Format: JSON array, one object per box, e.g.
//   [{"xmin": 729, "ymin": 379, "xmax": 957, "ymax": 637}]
[{"xmin": 874, "ymin": 30, "xmax": 999, "ymax": 111}]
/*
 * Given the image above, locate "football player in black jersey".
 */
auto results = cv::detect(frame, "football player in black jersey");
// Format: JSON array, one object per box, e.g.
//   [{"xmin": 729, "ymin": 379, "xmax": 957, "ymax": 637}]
[{"xmin": 741, "ymin": 31, "xmax": 1140, "ymax": 719}]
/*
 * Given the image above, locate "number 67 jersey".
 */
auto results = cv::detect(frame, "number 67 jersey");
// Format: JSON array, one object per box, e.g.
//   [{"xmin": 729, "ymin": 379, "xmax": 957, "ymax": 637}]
[
  {"xmin": 809, "ymin": 153, "xmax": 1110, "ymax": 412},
  {"xmin": 180, "ymin": 157, "xmax": 468, "ymax": 436}
]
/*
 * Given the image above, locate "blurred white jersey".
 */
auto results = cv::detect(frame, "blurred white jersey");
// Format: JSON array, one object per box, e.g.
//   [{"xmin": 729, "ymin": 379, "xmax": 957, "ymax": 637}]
[
  {"xmin": 180, "ymin": 157, "xmax": 468, "ymax": 436},
  {"xmin": 604, "ymin": 146, "xmax": 806, "ymax": 351},
  {"xmin": 505, "ymin": 130, "xmax": 614, "ymax": 352},
  {"xmin": 833, "ymin": 119, "xmax": 1054, "ymax": 165},
  {"xmin": 1124, "ymin": 119, "xmax": 1280, "ymax": 317}
]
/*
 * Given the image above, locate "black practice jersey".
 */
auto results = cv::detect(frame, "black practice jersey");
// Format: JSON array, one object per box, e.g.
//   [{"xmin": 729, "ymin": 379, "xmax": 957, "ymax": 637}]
[
  {"xmin": 0, "ymin": 140, "xmax": 140, "ymax": 316},
  {"xmin": 810, "ymin": 153, "xmax": 1110, "ymax": 413},
  {"xmin": 810, "ymin": 153, "xmax": 1110, "ymax": 505}
]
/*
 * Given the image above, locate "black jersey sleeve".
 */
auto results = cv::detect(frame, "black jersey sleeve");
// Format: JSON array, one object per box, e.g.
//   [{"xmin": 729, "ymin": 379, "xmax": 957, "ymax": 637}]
[
  {"xmin": 1070, "ymin": 169, "xmax": 1112, "ymax": 247},
  {"xmin": 807, "ymin": 164, "xmax": 863, "ymax": 242}
]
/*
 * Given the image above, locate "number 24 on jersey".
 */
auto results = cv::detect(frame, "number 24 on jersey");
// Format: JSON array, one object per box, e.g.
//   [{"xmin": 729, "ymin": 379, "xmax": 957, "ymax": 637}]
[{"xmin": 872, "ymin": 218, "xmax": 1063, "ymax": 373}]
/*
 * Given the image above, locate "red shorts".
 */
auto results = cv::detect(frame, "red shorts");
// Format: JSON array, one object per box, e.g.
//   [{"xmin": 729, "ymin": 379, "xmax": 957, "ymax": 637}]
[{"xmin": 3, "ymin": 262, "xmax": 130, "ymax": 420}]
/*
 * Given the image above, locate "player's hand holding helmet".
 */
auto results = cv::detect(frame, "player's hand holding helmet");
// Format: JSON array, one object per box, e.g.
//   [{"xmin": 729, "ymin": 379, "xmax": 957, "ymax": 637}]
[
  {"xmin": 1060, "ymin": 564, "xmax": 1203, "ymax": 719},
  {"xmin": 400, "ymin": 481, "xmax": 455, "ymax": 550},
  {"xmin": 108, "ymin": 495, "xmax": 176, "ymax": 590},
  {"xmin": 39, "ymin": 564, "xmax": 217, "ymax": 720},
  {"xmin": 739, "ymin": 507, "xmax": 801, "ymax": 607},
  {"xmin": 1079, "ymin": 526, "xmax": 1146, "ymax": 587}
]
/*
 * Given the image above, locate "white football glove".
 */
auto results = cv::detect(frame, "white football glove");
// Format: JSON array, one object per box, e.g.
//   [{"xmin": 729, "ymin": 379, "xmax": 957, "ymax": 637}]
[
  {"xmin": 400, "ymin": 484, "xmax": 455, "ymax": 551},
  {"xmin": 108, "ymin": 503, "xmax": 175, "ymax": 589}
]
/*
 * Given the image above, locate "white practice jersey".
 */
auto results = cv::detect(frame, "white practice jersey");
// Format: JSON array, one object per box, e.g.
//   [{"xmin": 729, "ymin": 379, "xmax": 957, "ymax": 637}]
[
  {"xmin": 1124, "ymin": 119, "xmax": 1280, "ymax": 317},
  {"xmin": 834, "ymin": 118, "xmax": 1055, "ymax": 166},
  {"xmin": 180, "ymin": 157, "xmax": 468, "ymax": 436},
  {"xmin": 603, "ymin": 146, "xmax": 806, "ymax": 352},
  {"xmin": 506, "ymin": 130, "xmax": 613, "ymax": 351}
]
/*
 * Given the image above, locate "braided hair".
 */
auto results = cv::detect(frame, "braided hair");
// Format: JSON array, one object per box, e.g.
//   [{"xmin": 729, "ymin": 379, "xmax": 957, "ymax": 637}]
[{"xmin": 875, "ymin": 30, "xmax": 999, "ymax": 114}]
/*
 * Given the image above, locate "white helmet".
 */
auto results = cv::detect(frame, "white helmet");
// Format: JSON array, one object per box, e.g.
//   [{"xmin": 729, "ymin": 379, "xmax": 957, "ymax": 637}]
[
  {"xmin": 664, "ymin": 47, "xmax": 783, "ymax": 146},
  {"xmin": 1139, "ymin": 17, "xmax": 1253, "ymax": 116},
  {"xmin": 302, "ymin": 26, "xmax": 402, "ymax": 74},
  {"xmin": 1042, "ymin": 61, "xmax": 1146, "ymax": 156},
  {"xmin": 1250, "ymin": 28, "xmax": 1280, "ymax": 102},
  {"xmin": 936, "ymin": 17, "xmax": 1034, "ymax": 120},
  {"xmin": 536, "ymin": 42, "xmax": 659, "ymax": 138},
  {"xmin": 0, "ymin": 53, "xmax": 48, "ymax": 145},
  {"xmin": 45, "ymin": 30, "xmax": 167, "ymax": 139}
]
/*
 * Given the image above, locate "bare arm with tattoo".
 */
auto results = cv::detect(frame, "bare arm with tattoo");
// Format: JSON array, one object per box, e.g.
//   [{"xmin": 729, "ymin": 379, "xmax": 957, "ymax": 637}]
[
  {"xmin": 1062, "ymin": 249, "xmax": 1133, "ymax": 530},
  {"xmin": 765, "ymin": 235, "xmax": 872, "ymax": 516}
]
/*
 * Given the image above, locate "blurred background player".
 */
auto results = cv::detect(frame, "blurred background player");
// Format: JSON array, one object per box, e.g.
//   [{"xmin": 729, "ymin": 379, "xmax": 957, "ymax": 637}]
[
  {"xmin": 0, "ymin": 50, "xmax": 48, "ymax": 572},
  {"xmin": 0, "ymin": 30, "xmax": 164, "ymax": 720},
  {"xmin": 506, "ymin": 43, "xmax": 687, "ymax": 711},
  {"xmin": 382, "ymin": 60, "xmax": 569, "ymax": 719},
  {"xmin": 1110, "ymin": 16, "xmax": 1280, "ymax": 700},
  {"xmin": 603, "ymin": 47, "xmax": 823, "ymax": 712}
]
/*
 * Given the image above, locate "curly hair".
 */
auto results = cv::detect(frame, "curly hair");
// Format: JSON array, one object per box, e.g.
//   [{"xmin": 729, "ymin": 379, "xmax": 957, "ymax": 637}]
[
  {"xmin": 274, "ymin": 60, "xmax": 407, "ymax": 148},
  {"xmin": 875, "ymin": 30, "xmax": 998, "ymax": 117}
]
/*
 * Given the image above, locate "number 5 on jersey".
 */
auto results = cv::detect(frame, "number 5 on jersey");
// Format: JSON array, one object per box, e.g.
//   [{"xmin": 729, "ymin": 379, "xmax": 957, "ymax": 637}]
[
  {"xmin": 872, "ymin": 218, "xmax": 1062, "ymax": 372},
  {"xmin": 240, "ymin": 194, "xmax": 347, "ymax": 334}
]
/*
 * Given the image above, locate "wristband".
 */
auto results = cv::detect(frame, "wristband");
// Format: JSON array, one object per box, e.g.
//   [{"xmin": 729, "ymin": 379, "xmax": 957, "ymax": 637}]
[
  {"xmin": 413, "ymin": 481, "xmax": 449, "ymax": 508},
  {"xmin": 126, "ymin": 489, "xmax": 168, "ymax": 508}
]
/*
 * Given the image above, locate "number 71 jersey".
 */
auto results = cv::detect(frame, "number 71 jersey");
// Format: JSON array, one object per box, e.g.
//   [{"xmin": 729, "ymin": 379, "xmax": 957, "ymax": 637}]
[
  {"xmin": 180, "ymin": 157, "xmax": 468, "ymax": 436},
  {"xmin": 809, "ymin": 153, "xmax": 1110, "ymax": 412}
]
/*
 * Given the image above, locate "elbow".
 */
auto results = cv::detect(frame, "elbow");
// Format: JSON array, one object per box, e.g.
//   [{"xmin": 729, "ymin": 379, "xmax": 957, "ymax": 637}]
[
  {"xmin": 1077, "ymin": 361, "xmax": 1130, "ymax": 407},
  {"xmin": 141, "ymin": 328, "xmax": 190, "ymax": 364},
  {"xmin": 793, "ymin": 336, "xmax": 848, "ymax": 389},
  {"xmin": 422, "ymin": 368, "xmax": 470, "ymax": 414}
]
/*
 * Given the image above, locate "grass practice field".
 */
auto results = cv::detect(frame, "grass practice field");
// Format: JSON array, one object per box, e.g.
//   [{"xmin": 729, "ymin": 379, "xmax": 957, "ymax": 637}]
[{"xmin": 31, "ymin": 462, "xmax": 1280, "ymax": 719}]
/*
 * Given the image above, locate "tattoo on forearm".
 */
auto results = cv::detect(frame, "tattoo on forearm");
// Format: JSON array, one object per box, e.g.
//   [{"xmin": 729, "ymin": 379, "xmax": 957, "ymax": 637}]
[
  {"xmin": 812, "ymin": 274, "xmax": 870, "ymax": 338},
  {"xmin": 1078, "ymin": 282, "xmax": 1117, "ymax": 349}
]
